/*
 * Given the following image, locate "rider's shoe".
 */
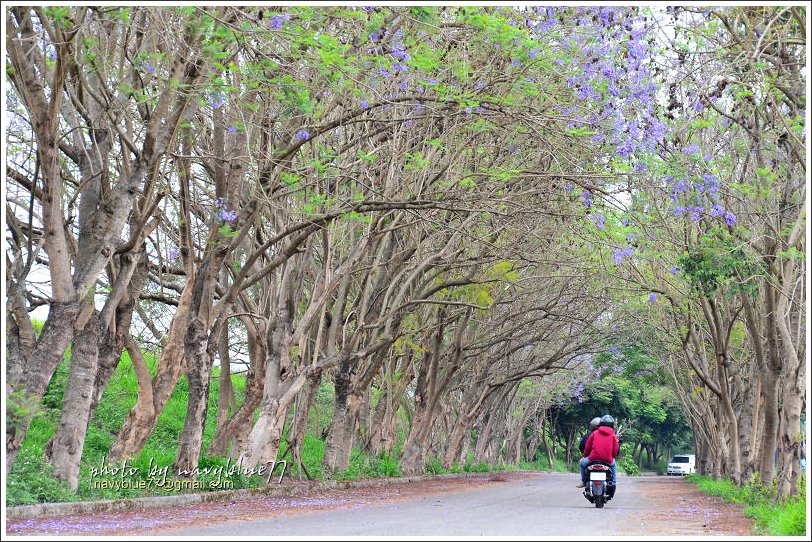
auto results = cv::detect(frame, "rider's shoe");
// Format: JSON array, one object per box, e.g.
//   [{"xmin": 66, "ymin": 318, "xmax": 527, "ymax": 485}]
[{"xmin": 575, "ymin": 482, "xmax": 586, "ymax": 488}]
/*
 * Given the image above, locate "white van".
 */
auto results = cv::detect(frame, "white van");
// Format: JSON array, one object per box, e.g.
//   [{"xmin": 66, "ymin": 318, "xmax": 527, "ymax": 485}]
[{"xmin": 667, "ymin": 454, "xmax": 696, "ymax": 475}]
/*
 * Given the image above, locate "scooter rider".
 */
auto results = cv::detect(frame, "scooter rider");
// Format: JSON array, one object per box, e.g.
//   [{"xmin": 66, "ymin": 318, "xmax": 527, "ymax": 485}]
[{"xmin": 578, "ymin": 415, "xmax": 619, "ymax": 488}]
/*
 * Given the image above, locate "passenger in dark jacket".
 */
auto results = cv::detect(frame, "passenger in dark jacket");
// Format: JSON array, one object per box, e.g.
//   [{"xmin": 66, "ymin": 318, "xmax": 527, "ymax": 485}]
[{"xmin": 578, "ymin": 417, "xmax": 602, "ymax": 455}]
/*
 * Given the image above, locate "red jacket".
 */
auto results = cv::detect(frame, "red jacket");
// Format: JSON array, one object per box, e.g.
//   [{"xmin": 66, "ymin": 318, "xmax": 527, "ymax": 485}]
[{"xmin": 584, "ymin": 426, "xmax": 619, "ymax": 463}]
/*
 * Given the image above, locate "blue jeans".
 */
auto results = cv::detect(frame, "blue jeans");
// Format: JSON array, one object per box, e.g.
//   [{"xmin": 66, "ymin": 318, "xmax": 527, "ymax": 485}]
[{"xmin": 580, "ymin": 457, "xmax": 617, "ymax": 484}]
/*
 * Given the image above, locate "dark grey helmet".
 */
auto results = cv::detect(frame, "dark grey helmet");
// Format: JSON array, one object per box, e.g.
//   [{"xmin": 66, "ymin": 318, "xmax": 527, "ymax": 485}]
[
  {"xmin": 600, "ymin": 414, "xmax": 615, "ymax": 428},
  {"xmin": 589, "ymin": 417, "xmax": 602, "ymax": 430}
]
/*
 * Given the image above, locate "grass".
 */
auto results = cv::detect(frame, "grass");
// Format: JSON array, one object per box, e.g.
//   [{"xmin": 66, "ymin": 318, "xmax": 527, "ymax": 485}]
[{"xmin": 686, "ymin": 474, "xmax": 807, "ymax": 536}]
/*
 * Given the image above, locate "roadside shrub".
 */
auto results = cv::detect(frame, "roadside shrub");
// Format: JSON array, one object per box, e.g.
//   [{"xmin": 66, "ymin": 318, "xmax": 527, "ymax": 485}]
[
  {"xmin": 686, "ymin": 474, "xmax": 806, "ymax": 536},
  {"xmin": 767, "ymin": 490, "xmax": 806, "ymax": 536}
]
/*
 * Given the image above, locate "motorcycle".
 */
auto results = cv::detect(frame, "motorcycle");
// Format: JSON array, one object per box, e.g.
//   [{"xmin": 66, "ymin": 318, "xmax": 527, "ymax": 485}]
[{"xmin": 583, "ymin": 461, "xmax": 616, "ymax": 508}]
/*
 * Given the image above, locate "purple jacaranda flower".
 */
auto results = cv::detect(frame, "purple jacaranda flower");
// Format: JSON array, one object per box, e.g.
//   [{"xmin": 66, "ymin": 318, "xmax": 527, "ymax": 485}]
[
  {"xmin": 610, "ymin": 346, "xmax": 619, "ymax": 354},
  {"xmin": 673, "ymin": 205, "xmax": 687, "ymax": 216},
  {"xmin": 399, "ymin": 80, "xmax": 409, "ymax": 91},
  {"xmin": 295, "ymin": 129, "xmax": 311, "ymax": 141},
  {"xmin": 724, "ymin": 211, "xmax": 737, "ymax": 226},
  {"xmin": 378, "ymin": 66, "xmax": 390, "ymax": 78},
  {"xmin": 360, "ymin": 100, "xmax": 370, "ymax": 109},
  {"xmin": 362, "ymin": 6, "xmax": 374, "ymax": 11},
  {"xmin": 227, "ymin": 125, "xmax": 237, "ymax": 134},
  {"xmin": 582, "ymin": 189, "xmax": 592, "ymax": 208},
  {"xmin": 612, "ymin": 250, "xmax": 624, "ymax": 264},
  {"xmin": 645, "ymin": 120, "xmax": 665, "ymax": 144},
  {"xmin": 404, "ymin": 119, "xmax": 413, "ymax": 127},
  {"xmin": 392, "ymin": 46, "xmax": 410, "ymax": 61},
  {"xmin": 592, "ymin": 213, "xmax": 606, "ymax": 230},
  {"xmin": 464, "ymin": 106, "xmax": 473, "ymax": 115},
  {"xmin": 710, "ymin": 203, "xmax": 724, "ymax": 218},
  {"xmin": 269, "ymin": 16, "xmax": 284, "ymax": 29},
  {"xmin": 621, "ymin": 217, "xmax": 629, "ymax": 226},
  {"xmin": 564, "ymin": 183, "xmax": 573, "ymax": 193},
  {"xmin": 607, "ymin": 83, "xmax": 620, "ymax": 97},
  {"xmin": 142, "ymin": 61, "xmax": 156, "ymax": 74},
  {"xmin": 683, "ymin": 144, "xmax": 701, "ymax": 157},
  {"xmin": 369, "ymin": 32, "xmax": 381, "ymax": 42},
  {"xmin": 649, "ymin": 292, "xmax": 656, "ymax": 302},
  {"xmin": 627, "ymin": 39, "xmax": 648, "ymax": 60},
  {"xmin": 219, "ymin": 208, "xmax": 237, "ymax": 223},
  {"xmin": 393, "ymin": 63, "xmax": 407, "ymax": 72},
  {"xmin": 215, "ymin": 197, "xmax": 225, "ymax": 208},
  {"xmin": 616, "ymin": 141, "xmax": 634, "ymax": 157},
  {"xmin": 167, "ymin": 248, "xmax": 180, "ymax": 260},
  {"xmin": 528, "ymin": 49, "xmax": 538, "ymax": 60},
  {"xmin": 208, "ymin": 93, "xmax": 226, "ymax": 109},
  {"xmin": 689, "ymin": 206, "xmax": 703, "ymax": 222}
]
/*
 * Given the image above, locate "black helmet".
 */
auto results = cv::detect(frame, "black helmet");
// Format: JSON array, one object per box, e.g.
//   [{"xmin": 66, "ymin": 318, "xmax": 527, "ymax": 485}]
[
  {"xmin": 589, "ymin": 417, "xmax": 601, "ymax": 430},
  {"xmin": 600, "ymin": 415, "xmax": 615, "ymax": 428}
]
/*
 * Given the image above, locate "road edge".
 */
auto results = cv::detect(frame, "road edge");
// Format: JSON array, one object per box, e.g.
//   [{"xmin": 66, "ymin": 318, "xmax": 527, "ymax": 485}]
[{"xmin": 7, "ymin": 471, "xmax": 530, "ymax": 520}]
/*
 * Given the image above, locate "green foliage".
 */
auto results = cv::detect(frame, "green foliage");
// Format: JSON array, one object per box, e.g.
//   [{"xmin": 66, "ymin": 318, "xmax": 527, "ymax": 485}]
[
  {"xmin": 336, "ymin": 450, "xmax": 401, "ymax": 480},
  {"xmin": 678, "ymin": 230, "xmax": 765, "ymax": 298},
  {"xmin": 619, "ymin": 443, "xmax": 640, "ymax": 476}
]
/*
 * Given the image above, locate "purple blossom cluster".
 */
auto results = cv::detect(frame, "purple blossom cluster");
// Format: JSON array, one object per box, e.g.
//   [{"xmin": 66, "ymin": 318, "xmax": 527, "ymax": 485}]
[
  {"xmin": 665, "ymin": 175, "xmax": 736, "ymax": 226},
  {"xmin": 269, "ymin": 13, "xmax": 290, "ymax": 30},
  {"xmin": 207, "ymin": 92, "xmax": 226, "ymax": 109},
  {"xmin": 214, "ymin": 197, "xmax": 237, "ymax": 223},
  {"xmin": 568, "ymin": 378, "xmax": 586, "ymax": 403},
  {"xmin": 611, "ymin": 245, "xmax": 634, "ymax": 265},
  {"xmin": 546, "ymin": 8, "xmax": 665, "ymax": 163}
]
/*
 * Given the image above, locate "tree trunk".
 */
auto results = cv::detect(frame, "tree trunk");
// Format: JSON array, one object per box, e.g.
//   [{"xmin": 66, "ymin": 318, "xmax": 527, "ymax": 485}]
[
  {"xmin": 45, "ymin": 313, "xmax": 102, "ymax": 491},
  {"xmin": 7, "ymin": 302, "xmax": 81, "ymax": 472},
  {"xmin": 288, "ymin": 370, "xmax": 321, "ymax": 479},
  {"xmin": 173, "ymin": 317, "xmax": 216, "ymax": 476},
  {"xmin": 108, "ymin": 283, "xmax": 193, "ymax": 461},
  {"xmin": 215, "ymin": 330, "xmax": 236, "ymax": 436},
  {"xmin": 322, "ymin": 360, "xmax": 353, "ymax": 476},
  {"xmin": 207, "ymin": 323, "xmax": 266, "ymax": 457}
]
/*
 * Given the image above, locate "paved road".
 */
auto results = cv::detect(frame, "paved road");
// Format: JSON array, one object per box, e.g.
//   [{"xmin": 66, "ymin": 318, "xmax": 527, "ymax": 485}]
[{"xmin": 168, "ymin": 473, "xmax": 722, "ymax": 536}]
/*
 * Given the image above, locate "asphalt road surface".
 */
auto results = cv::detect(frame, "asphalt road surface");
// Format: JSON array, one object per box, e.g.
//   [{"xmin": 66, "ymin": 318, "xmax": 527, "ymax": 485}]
[{"xmin": 166, "ymin": 473, "xmax": 751, "ymax": 537}]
